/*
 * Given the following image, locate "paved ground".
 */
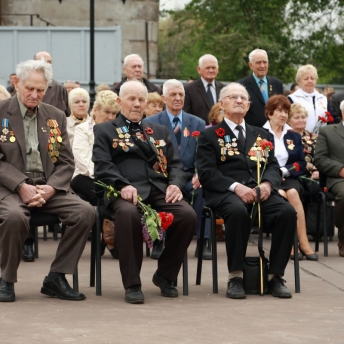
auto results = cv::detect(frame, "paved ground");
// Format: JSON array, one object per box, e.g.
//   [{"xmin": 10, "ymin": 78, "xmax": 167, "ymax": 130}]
[{"xmin": 1, "ymin": 230, "xmax": 344, "ymax": 344}]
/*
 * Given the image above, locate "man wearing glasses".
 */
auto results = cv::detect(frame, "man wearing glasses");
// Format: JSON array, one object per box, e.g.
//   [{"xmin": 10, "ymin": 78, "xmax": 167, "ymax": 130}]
[{"xmin": 196, "ymin": 83, "xmax": 296, "ymax": 299}]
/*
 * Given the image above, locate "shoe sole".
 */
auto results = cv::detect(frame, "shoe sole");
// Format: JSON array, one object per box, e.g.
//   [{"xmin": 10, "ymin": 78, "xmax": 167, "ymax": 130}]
[
  {"xmin": 40, "ymin": 287, "xmax": 86, "ymax": 301},
  {"xmin": 125, "ymin": 298, "xmax": 144, "ymax": 304},
  {"xmin": 269, "ymin": 290, "xmax": 292, "ymax": 298},
  {"xmin": 22, "ymin": 257, "xmax": 35, "ymax": 262},
  {"xmin": 0, "ymin": 297, "xmax": 15, "ymax": 302},
  {"xmin": 226, "ymin": 293, "xmax": 246, "ymax": 299}
]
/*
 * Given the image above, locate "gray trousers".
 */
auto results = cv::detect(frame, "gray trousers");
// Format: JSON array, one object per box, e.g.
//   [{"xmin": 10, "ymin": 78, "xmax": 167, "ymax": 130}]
[{"xmin": 330, "ymin": 180, "xmax": 344, "ymax": 244}]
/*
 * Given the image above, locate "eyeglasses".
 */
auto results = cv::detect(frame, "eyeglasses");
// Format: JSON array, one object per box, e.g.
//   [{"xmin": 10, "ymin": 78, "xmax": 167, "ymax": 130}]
[{"xmin": 224, "ymin": 94, "xmax": 249, "ymax": 102}]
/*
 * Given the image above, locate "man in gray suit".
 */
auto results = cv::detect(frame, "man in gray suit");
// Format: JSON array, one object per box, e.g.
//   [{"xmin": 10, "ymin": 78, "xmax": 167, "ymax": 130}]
[
  {"xmin": 0, "ymin": 59, "xmax": 95, "ymax": 302},
  {"xmin": 315, "ymin": 100, "xmax": 344, "ymax": 257}
]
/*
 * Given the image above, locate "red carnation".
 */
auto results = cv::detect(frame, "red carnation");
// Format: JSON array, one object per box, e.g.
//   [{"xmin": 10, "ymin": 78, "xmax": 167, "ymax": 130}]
[
  {"xmin": 261, "ymin": 141, "xmax": 274, "ymax": 151},
  {"xmin": 327, "ymin": 115, "xmax": 334, "ymax": 123},
  {"xmin": 292, "ymin": 162, "xmax": 300, "ymax": 171},
  {"xmin": 158, "ymin": 212, "xmax": 174, "ymax": 231},
  {"xmin": 145, "ymin": 127, "xmax": 153, "ymax": 135},
  {"xmin": 318, "ymin": 116, "xmax": 327, "ymax": 123},
  {"xmin": 192, "ymin": 131, "xmax": 201, "ymax": 137},
  {"xmin": 215, "ymin": 128, "xmax": 225, "ymax": 138}
]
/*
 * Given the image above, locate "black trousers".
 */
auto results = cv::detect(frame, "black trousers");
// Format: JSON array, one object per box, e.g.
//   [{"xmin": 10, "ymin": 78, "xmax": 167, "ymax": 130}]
[
  {"xmin": 70, "ymin": 175, "xmax": 97, "ymax": 206},
  {"xmin": 216, "ymin": 191, "xmax": 296, "ymax": 276},
  {"xmin": 110, "ymin": 186, "xmax": 196, "ymax": 289}
]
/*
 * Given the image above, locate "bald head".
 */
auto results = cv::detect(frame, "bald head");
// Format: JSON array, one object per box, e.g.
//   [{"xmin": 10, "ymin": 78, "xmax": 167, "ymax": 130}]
[{"xmin": 34, "ymin": 51, "xmax": 53, "ymax": 64}]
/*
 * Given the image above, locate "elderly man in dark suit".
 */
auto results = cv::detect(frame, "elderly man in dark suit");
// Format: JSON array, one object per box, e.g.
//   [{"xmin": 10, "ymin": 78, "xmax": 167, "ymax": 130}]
[
  {"xmin": 110, "ymin": 54, "xmax": 162, "ymax": 96},
  {"xmin": 0, "ymin": 59, "xmax": 95, "ymax": 302},
  {"xmin": 237, "ymin": 49, "xmax": 283, "ymax": 127},
  {"xmin": 315, "ymin": 100, "xmax": 344, "ymax": 257},
  {"xmin": 183, "ymin": 54, "xmax": 225, "ymax": 124},
  {"xmin": 93, "ymin": 80, "xmax": 196, "ymax": 304},
  {"xmin": 196, "ymin": 82, "xmax": 296, "ymax": 299},
  {"xmin": 144, "ymin": 79, "xmax": 211, "ymax": 260}
]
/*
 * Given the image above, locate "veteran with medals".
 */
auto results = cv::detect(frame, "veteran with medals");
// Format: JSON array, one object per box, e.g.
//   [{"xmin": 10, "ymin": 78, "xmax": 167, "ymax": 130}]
[
  {"xmin": 0, "ymin": 59, "xmax": 95, "ymax": 302},
  {"xmin": 196, "ymin": 83, "xmax": 296, "ymax": 299},
  {"xmin": 93, "ymin": 80, "xmax": 196, "ymax": 304}
]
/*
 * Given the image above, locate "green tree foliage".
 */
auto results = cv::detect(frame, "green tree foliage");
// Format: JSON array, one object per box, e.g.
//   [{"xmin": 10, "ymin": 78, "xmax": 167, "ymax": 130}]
[{"xmin": 159, "ymin": 0, "xmax": 344, "ymax": 83}]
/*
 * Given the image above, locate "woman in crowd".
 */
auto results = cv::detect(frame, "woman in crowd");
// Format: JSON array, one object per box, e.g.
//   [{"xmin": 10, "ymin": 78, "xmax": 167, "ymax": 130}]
[
  {"xmin": 67, "ymin": 87, "xmax": 90, "ymax": 147},
  {"xmin": 206, "ymin": 103, "xmax": 224, "ymax": 128},
  {"xmin": 263, "ymin": 95, "xmax": 318, "ymax": 261},
  {"xmin": 288, "ymin": 64, "xmax": 328, "ymax": 133},
  {"xmin": 0, "ymin": 85, "xmax": 11, "ymax": 100},
  {"xmin": 144, "ymin": 92, "xmax": 164, "ymax": 117}
]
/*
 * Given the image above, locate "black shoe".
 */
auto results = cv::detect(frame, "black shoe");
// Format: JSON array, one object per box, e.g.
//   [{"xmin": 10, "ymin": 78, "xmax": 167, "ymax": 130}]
[
  {"xmin": 226, "ymin": 277, "xmax": 246, "ymax": 299},
  {"xmin": 0, "ymin": 278, "xmax": 15, "ymax": 302},
  {"xmin": 152, "ymin": 271, "xmax": 178, "ymax": 298},
  {"xmin": 108, "ymin": 247, "xmax": 118, "ymax": 259},
  {"xmin": 194, "ymin": 246, "xmax": 212, "ymax": 260},
  {"xmin": 299, "ymin": 246, "xmax": 318, "ymax": 261},
  {"xmin": 125, "ymin": 285, "xmax": 144, "ymax": 304},
  {"xmin": 150, "ymin": 241, "xmax": 164, "ymax": 260},
  {"xmin": 268, "ymin": 276, "xmax": 292, "ymax": 298},
  {"xmin": 22, "ymin": 243, "xmax": 35, "ymax": 262},
  {"xmin": 41, "ymin": 275, "xmax": 86, "ymax": 301},
  {"xmin": 290, "ymin": 252, "xmax": 303, "ymax": 261}
]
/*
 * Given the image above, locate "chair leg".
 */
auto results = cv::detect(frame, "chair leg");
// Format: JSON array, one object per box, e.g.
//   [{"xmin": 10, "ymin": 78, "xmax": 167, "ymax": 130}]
[
  {"xmin": 315, "ymin": 195, "xmax": 322, "ymax": 252},
  {"xmin": 146, "ymin": 242, "xmax": 150, "ymax": 257},
  {"xmin": 73, "ymin": 267, "xmax": 79, "ymax": 292},
  {"xmin": 43, "ymin": 225, "xmax": 48, "ymax": 241},
  {"xmin": 182, "ymin": 252, "xmax": 188, "ymax": 296},
  {"xmin": 196, "ymin": 207, "xmax": 208, "ymax": 285},
  {"xmin": 293, "ymin": 229, "xmax": 301, "ymax": 293},
  {"xmin": 323, "ymin": 197, "xmax": 328, "ymax": 257},
  {"xmin": 210, "ymin": 210, "xmax": 218, "ymax": 294},
  {"xmin": 33, "ymin": 226, "xmax": 39, "ymax": 259},
  {"xmin": 90, "ymin": 224, "xmax": 96, "ymax": 287},
  {"xmin": 95, "ymin": 207, "xmax": 102, "ymax": 296}
]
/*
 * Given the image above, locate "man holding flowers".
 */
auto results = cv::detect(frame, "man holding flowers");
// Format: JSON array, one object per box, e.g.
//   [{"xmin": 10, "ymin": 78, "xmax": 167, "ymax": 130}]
[
  {"xmin": 93, "ymin": 80, "xmax": 196, "ymax": 304},
  {"xmin": 196, "ymin": 83, "xmax": 296, "ymax": 299}
]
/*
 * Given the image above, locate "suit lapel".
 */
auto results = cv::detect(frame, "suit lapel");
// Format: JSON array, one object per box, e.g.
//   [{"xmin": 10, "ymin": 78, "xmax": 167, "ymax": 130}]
[
  {"xmin": 333, "ymin": 123, "xmax": 344, "ymax": 140},
  {"xmin": 215, "ymin": 81, "xmax": 221, "ymax": 102},
  {"xmin": 197, "ymin": 79, "xmax": 212, "ymax": 110},
  {"xmin": 248, "ymin": 74, "xmax": 265, "ymax": 104},
  {"xmin": 142, "ymin": 121, "xmax": 159, "ymax": 161},
  {"xmin": 37, "ymin": 105, "xmax": 53, "ymax": 172},
  {"xmin": 179, "ymin": 111, "xmax": 191, "ymax": 158},
  {"xmin": 159, "ymin": 111, "xmax": 179, "ymax": 151}
]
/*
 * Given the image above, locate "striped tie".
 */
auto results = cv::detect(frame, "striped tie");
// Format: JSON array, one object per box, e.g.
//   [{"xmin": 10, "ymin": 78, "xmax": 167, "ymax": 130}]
[
  {"xmin": 173, "ymin": 117, "xmax": 181, "ymax": 146},
  {"xmin": 259, "ymin": 80, "xmax": 268, "ymax": 103}
]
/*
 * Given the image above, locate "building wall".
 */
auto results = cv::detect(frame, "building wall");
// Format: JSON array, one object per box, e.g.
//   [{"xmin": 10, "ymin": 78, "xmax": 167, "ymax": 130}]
[{"xmin": 0, "ymin": 0, "xmax": 160, "ymax": 82}]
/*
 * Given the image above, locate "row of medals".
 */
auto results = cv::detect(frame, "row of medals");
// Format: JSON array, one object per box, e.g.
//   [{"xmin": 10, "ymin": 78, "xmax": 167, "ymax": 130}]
[
  {"xmin": 48, "ymin": 127, "xmax": 62, "ymax": 163},
  {"xmin": 219, "ymin": 138, "xmax": 239, "ymax": 161},
  {"xmin": 112, "ymin": 132, "xmax": 134, "ymax": 152},
  {"xmin": 1, "ymin": 127, "xmax": 16, "ymax": 142}
]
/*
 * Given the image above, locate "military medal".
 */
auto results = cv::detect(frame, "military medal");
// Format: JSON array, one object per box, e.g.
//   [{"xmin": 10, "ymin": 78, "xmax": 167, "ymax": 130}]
[
  {"xmin": 183, "ymin": 127, "xmax": 190, "ymax": 137},
  {"xmin": 228, "ymin": 150, "xmax": 234, "ymax": 156},
  {"xmin": 122, "ymin": 145, "xmax": 129, "ymax": 152},
  {"xmin": 2, "ymin": 119, "xmax": 9, "ymax": 135},
  {"xmin": 286, "ymin": 139, "xmax": 295, "ymax": 150},
  {"xmin": 47, "ymin": 119, "xmax": 62, "ymax": 163},
  {"xmin": 0, "ymin": 135, "xmax": 7, "ymax": 142},
  {"xmin": 9, "ymin": 131, "xmax": 16, "ymax": 142},
  {"xmin": 220, "ymin": 147, "xmax": 226, "ymax": 161}
]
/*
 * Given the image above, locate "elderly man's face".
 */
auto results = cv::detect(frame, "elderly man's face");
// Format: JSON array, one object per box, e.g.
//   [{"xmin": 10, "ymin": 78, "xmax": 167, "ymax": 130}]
[
  {"xmin": 163, "ymin": 86, "xmax": 185, "ymax": 115},
  {"xmin": 249, "ymin": 51, "xmax": 269, "ymax": 79},
  {"xmin": 123, "ymin": 57, "xmax": 144, "ymax": 81},
  {"xmin": 197, "ymin": 58, "xmax": 219, "ymax": 83},
  {"xmin": 35, "ymin": 52, "xmax": 53, "ymax": 64},
  {"xmin": 220, "ymin": 86, "xmax": 250, "ymax": 120},
  {"xmin": 65, "ymin": 82, "xmax": 76, "ymax": 93},
  {"xmin": 118, "ymin": 83, "xmax": 147, "ymax": 122},
  {"xmin": 15, "ymin": 71, "xmax": 47, "ymax": 110}
]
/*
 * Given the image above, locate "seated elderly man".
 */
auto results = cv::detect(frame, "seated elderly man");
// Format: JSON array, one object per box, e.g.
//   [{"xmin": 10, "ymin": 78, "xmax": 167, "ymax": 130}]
[
  {"xmin": 0, "ymin": 59, "xmax": 95, "ymax": 302},
  {"xmin": 93, "ymin": 80, "xmax": 196, "ymax": 304},
  {"xmin": 314, "ymin": 100, "xmax": 344, "ymax": 257},
  {"xmin": 196, "ymin": 83, "xmax": 296, "ymax": 299}
]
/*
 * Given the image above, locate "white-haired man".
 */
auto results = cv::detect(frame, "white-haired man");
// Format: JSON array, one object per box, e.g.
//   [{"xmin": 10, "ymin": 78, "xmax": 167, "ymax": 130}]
[
  {"xmin": 93, "ymin": 80, "xmax": 195, "ymax": 304},
  {"xmin": 110, "ymin": 54, "xmax": 162, "ymax": 95},
  {"xmin": 0, "ymin": 59, "xmax": 95, "ymax": 302},
  {"xmin": 237, "ymin": 49, "xmax": 283, "ymax": 127},
  {"xmin": 183, "ymin": 54, "xmax": 225, "ymax": 124}
]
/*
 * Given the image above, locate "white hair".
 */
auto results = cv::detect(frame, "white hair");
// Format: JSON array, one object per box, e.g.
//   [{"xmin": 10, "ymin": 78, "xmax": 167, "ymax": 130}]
[
  {"xmin": 123, "ymin": 54, "xmax": 144, "ymax": 67},
  {"xmin": 198, "ymin": 54, "xmax": 218, "ymax": 69},
  {"xmin": 119, "ymin": 80, "xmax": 148, "ymax": 99},
  {"xmin": 219, "ymin": 82, "xmax": 249, "ymax": 100},
  {"xmin": 162, "ymin": 79, "xmax": 184, "ymax": 96},
  {"xmin": 295, "ymin": 64, "xmax": 318, "ymax": 83},
  {"xmin": 16, "ymin": 59, "xmax": 53, "ymax": 84},
  {"xmin": 248, "ymin": 49, "xmax": 268, "ymax": 62},
  {"xmin": 340, "ymin": 100, "xmax": 344, "ymax": 113}
]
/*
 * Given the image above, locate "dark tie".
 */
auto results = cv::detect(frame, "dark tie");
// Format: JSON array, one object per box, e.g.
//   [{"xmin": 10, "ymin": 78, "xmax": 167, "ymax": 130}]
[
  {"xmin": 207, "ymin": 84, "xmax": 215, "ymax": 107},
  {"xmin": 235, "ymin": 125, "xmax": 245, "ymax": 149},
  {"xmin": 258, "ymin": 80, "xmax": 268, "ymax": 103},
  {"xmin": 173, "ymin": 117, "xmax": 181, "ymax": 146}
]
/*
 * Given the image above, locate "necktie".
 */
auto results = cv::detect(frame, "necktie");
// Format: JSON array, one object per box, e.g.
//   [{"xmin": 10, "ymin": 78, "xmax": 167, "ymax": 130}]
[
  {"xmin": 258, "ymin": 80, "xmax": 268, "ymax": 103},
  {"xmin": 235, "ymin": 125, "xmax": 245, "ymax": 149},
  {"xmin": 173, "ymin": 117, "xmax": 181, "ymax": 146},
  {"xmin": 207, "ymin": 84, "xmax": 215, "ymax": 107}
]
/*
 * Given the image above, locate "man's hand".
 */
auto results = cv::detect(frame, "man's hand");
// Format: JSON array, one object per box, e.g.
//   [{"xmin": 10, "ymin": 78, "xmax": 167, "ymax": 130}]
[
  {"xmin": 165, "ymin": 185, "xmax": 183, "ymax": 203},
  {"xmin": 339, "ymin": 167, "xmax": 344, "ymax": 178},
  {"xmin": 311, "ymin": 171, "xmax": 319, "ymax": 180},
  {"xmin": 36, "ymin": 185, "xmax": 56, "ymax": 202},
  {"xmin": 192, "ymin": 174, "xmax": 201, "ymax": 190},
  {"xmin": 18, "ymin": 183, "xmax": 46, "ymax": 208},
  {"xmin": 121, "ymin": 185, "xmax": 138, "ymax": 205},
  {"xmin": 234, "ymin": 184, "xmax": 256, "ymax": 204},
  {"xmin": 258, "ymin": 182, "xmax": 272, "ymax": 202}
]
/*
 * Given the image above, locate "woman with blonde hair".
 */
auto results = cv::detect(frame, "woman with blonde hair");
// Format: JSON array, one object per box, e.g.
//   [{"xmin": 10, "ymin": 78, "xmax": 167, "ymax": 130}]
[
  {"xmin": 144, "ymin": 92, "xmax": 164, "ymax": 117},
  {"xmin": 206, "ymin": 103, "xmax": 224, "ymax": 127}
]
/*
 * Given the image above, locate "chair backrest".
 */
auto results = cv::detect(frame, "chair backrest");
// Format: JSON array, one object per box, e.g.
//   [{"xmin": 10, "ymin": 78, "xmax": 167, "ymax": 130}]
[{"xmin": 319, "ymin": 173, "xmax": 327, "ymax": 189}]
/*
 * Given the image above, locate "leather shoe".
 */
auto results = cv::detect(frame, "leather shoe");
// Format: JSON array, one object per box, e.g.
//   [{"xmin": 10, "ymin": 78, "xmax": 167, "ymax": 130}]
[
  {"xmin": 226, "ymin": 277, "xmax": 246, "ymax": 299},
  {"xmin": 150, "ymin": 241, "xmax": 164, "ymax": 260},
  {"xmin": 195, "ymin": 246, "xmax": 212, "ymax": 260},
  {"xmin": 125, "ymin": 285, "xmax": 144, "ymax": 304},
  {"xmin": 299, "ymin": 246, "xmax": 318, "ymax": 261},
  {"xmin": 0, "ymin": 278, "xmax": 15, "ymax": 302},
  {"xmin": 41, "ymin": 275, "xmax": 86, "ymax": 301},
  {"xmin": 152, "ymin": 271, "xmax": 178, "ymax": 298},
  {"xmin": 290, "ymin": 252, "xmax": 303, "ymax": 261},
  {"xmin": 22, "ymin": 243, "xmax": 35, "ymax": 262},
  {"xmin": 268, "ymin": 276, "xmax": 292, "ymax": 298},
  {"xmin": 338, "ymin": 241, "xmax": 344, "ymax": 257}
]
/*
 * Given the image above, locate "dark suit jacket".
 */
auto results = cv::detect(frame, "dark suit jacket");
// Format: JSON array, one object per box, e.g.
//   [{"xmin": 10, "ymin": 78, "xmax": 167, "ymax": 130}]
[
  {"xmin": 93, "ymin": 114, "xmax": 185, "ymax": 205},
  {"xmin": 183, "ymin": 78, "xmax": 225, "ymax": 124},
  {"xmin": 42, "ymin": 80, "xmax": 69, "ymax": 117},
  {"xmin": 331, "ymin": 92, "xmax": 344, "ymax": 123},
  {"xmin": 143, "ymin": 110, "xmax": 205, "ymax": 180},
  {"xmin": 110, "ymin": 78, "xmax": 162, "ymax": 95},
  {"xmin": 237, "ymin": 74, "xmax": 283, "ymax": 127},
  {"xmin": 282, "ymin": 130, "xmax": 307, "ymax": 177},
  {"xmin": 0, "ymin": 95, "xmax": 75, "ymax": 200},
  {"xmin": 314, "ymin": 123, "xmax": 344, "ymax": 190},
  {"xmin": 196, "ymin": 120, "xmax": 281, "ymax": 208}
]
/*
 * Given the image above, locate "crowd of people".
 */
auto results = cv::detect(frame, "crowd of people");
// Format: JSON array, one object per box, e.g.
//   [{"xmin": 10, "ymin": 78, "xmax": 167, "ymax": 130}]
[{"xmin": 0, "ymin": 48, "xmax": 344, "ymax": 304}]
